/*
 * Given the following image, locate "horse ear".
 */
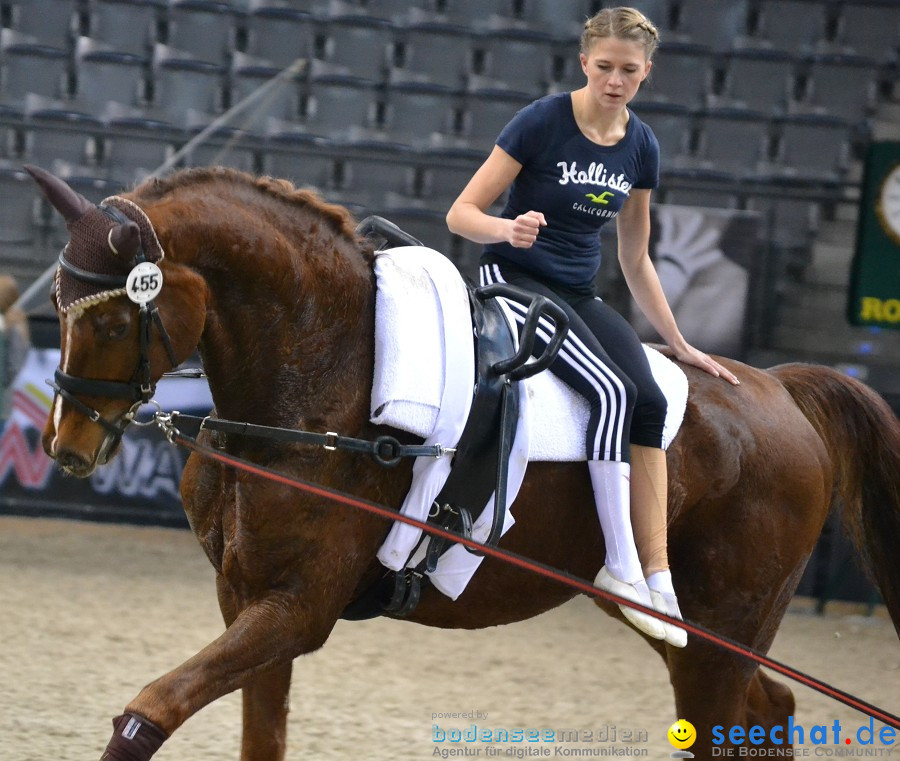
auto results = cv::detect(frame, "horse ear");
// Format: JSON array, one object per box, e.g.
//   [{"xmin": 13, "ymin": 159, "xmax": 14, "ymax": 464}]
[
  {"xmin": 23, "ymin": 164, "xmax": 95, "ymax": 223},
  {"xmin": 108, "ymin": 220, "xmax": 141, "ymax": 258}
]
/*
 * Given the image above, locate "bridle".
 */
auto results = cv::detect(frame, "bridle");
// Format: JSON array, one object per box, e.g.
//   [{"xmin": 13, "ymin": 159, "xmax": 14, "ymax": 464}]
[{"xmin": 51, "ymin": 203, "xmax": 179, "ymax": 437}]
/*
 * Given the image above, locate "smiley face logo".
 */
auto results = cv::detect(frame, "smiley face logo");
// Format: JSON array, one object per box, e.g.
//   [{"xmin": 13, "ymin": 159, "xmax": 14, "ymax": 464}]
[{"xmin": 667, "ymin": 719, "xmax": 697, "ymax": 750}]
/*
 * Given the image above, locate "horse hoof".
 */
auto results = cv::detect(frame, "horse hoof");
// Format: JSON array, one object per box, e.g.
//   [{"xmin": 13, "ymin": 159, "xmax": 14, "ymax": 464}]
[
  {"xmin": 594, "ymin": 567, "xmax": 667, "ymax": 640},
  {"xmin": 650, "ymin": 590, "xmax": 688, "ymax": 648}
]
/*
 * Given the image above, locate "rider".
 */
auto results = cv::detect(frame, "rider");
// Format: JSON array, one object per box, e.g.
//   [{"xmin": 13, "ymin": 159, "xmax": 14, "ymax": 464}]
[{"xmin": 447, "ymin": 7, "xmax": 740, "ymax": 646}]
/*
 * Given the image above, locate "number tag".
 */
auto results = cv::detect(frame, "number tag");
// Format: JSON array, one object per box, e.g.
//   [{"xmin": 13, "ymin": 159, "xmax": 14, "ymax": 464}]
[{"xmin": 126, "ymin": 262, "xmax": 163, "ymax": 304}]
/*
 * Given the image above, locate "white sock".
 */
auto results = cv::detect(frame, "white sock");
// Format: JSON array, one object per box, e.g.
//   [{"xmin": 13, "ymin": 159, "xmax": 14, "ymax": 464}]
[
  {"xmin": 647, "ymin": 569, "xmax": 683, "ymax": 620},
  {"xmin": 647, "ymin": 569, "xmax": 676, "ymax": 595},
  {"xmin": 587, "ymin": 460, "xmax": 643, "ymax": 584}
]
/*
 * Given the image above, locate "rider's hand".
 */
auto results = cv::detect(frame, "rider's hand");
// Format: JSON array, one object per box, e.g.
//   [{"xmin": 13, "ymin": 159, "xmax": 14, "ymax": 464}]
[
  {"xmin": 506, "ymin": 211, "xmax": 546, "ymax": 249},
  {"xmin": 673, "ymin": 341, "xmax": 740, "ymax": 385}
]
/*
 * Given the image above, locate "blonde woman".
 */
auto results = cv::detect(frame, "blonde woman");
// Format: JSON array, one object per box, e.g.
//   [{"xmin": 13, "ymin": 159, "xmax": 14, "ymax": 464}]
[{"xmin": 447, "ymin": 7, "xmax": 739, "ymax": 646}]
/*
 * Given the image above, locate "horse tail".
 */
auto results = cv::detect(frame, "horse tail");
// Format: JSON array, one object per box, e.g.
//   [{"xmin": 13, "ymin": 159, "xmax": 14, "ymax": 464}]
[{"xmin": 771, "ymin": 363, "xmax": 900, "ymax": 635}]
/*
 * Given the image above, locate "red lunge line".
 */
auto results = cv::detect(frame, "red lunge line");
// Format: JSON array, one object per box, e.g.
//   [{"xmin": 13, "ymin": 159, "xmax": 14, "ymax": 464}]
[{"xmin": 174, "ymin": 432, "xmax": 900, "ymax": 731}]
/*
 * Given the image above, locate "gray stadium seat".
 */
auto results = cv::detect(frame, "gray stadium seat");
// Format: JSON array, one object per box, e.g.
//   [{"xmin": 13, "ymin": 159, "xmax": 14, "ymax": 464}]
[
  {"xmin": 419, "ymin": 160, "xmax": 479, "ymax": 209},
  {"xmin": 630, "ymin": 101, "xmax": 695, "ymax": 170},
  {"xmin": 229, "ymin": 53, "xmax": 303, "ymax": 133},
  {"xmin": 382, "ymin": 81, "xmax": 458, "ymax": 149},
  {"xmin": 475, "ymin": 29, "xmax": 554, "ymax": 97},
  {"xmin": 0, "ymin": 167, "xmax": 39, "ymax": 257},
  {"xmin": 102, "ymin": 120, "xmax": 178, "ymax": 182},
  {"xmin": 752, "ymin": 0, "xmax": 832, "ymax": 53},
  {"xmin": 259, "ymin": 135, "xmax": 338, "ymax": 189},
  {"xmin": 390, "ymin": 22, "xmax": 474, "ymax": 91},
  {"xmin": 0, "ymin": 31, "xmax": 70, "ymax": 105},
  {"xmin": 318, "ymin": 16, "xmax": 393, "ymax": 82},
  {"xmin": 165, "ymin": 0, "xmax": 239, "ymax": 65},
  {"xmin": 247, "ymin": 0, "xmax": 327, "ymax": 13},
  {"xmin": 773, "ymin": 113, "xmax": 851, "ymax": 183},
  {"xmin": 716, "ymin": 49, "xmax": 798, "ymax": 115},
  {"xmin": 86, "ymin": 0, "xmax": 164, "ymax": 57},
  {"xmin": 5, "ymin": 0, "xmax": 79, "ymax": 48},
  {"xmin": 21, "ymin": 113, "xmax": 106, "ymax": 170},
  {"xmin": 796, "ymin": 53, "xmax": 880, "ymax": 121},
  {"xmin": 642, "ymin": 41, "xmax": 714, "ymax": 109},
  {"xmin": 515, "ymin": 0, "xmax": 599, "ymax": 40},
  {"xmin": 662, "ymin": 187, "xmax": 741, "ymax": 209},
  {"xmin": 693, "ymin": 108, "xmax": 773, "ymax": 180},
  {"xmin": 671, "ymin": 0, "xmax": 752, "ymax": 53},
  {"xmin": 432, "ymin": 0, "xmax": 515, "ymax": 29},
  {"xmin": 336, "ymin": 0, "xmax": 414, "ymax": 24},
  {"xmin": 834, "ymin": 1, "xmax": 899, "ymax": 63},
  {"xmin": 300, "ymin": 73, "xmax": 380, "ymax": 143},
  {"xmin": 460, "ymin": 88, "xmax": 531, "ymax": 154},
  {"xmin": 182, "ymin": 129, "xmax": 259, "ymax": 173},
  {"xmin": 151, "ymin": 44, "xmax": 226, "ymax": 126},
  {"xmin": 745, "ymin": 192, "xmax": 820, "ymax": 276},
  {"xmin": 73, "ymin": 37, "xmax": 150, "ymax": 113},
  {"xmin": 244, "ymin": 7, "xmax": 317, "ymax": 69},
  {"xmin": 339, "ymin": 151, "xmax": 418, "ymax": 208}
]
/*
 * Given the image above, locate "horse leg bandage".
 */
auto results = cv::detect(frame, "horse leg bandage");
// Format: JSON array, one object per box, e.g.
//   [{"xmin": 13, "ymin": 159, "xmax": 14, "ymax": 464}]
[
  {"xmin": 100, "ymin": 713, "xmax": 167, "ymax": 761},
  {"xmin": 630, "ymin": 444, "xmax": 669, "ymax": 577}
]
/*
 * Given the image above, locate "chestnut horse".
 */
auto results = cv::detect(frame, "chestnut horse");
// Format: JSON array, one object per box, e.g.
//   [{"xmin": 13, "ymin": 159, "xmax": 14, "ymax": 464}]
[{"xmin": 28, "ymin": 165, "xmax": 900, "ymax": 761}]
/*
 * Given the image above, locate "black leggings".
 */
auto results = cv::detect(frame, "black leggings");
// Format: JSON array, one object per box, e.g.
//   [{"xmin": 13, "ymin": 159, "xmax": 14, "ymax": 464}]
[{"xmin": 480, "ymin": 259, "xmax": 667, "ymax": 462}]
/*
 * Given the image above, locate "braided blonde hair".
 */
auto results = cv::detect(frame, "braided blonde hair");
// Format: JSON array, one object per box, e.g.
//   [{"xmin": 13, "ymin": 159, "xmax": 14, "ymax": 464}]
[{"xmin": 581, "ymin": 6, "xmax": 660, "ymax": 60}]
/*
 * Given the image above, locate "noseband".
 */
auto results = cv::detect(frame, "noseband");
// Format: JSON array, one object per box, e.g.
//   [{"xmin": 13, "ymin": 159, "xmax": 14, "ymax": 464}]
[{"xmin": 52, "ymin": 203, "xmax": 178, "ymax": 437}]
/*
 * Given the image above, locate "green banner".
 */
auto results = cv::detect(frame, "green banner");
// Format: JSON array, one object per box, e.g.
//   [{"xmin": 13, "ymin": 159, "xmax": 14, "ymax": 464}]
[{"xmin": 848, "ymin": 141, "xmax": 900, "ymax": 329}]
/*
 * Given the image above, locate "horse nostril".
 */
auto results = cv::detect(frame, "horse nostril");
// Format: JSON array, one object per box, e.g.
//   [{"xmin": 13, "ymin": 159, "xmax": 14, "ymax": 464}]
[{"xmin": 56, "ymin": 448, "xmax": 90, "ymax": 474}]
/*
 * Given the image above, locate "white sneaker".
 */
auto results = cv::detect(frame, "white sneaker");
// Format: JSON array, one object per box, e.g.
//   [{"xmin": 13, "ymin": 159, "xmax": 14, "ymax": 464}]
[
  {"xmin": 650, "ymin": 589, "xmax": 688, "ymax": 648},
  {"xmin": 595, "ymin": 566, "xmax": 666, "ymax": 640}
]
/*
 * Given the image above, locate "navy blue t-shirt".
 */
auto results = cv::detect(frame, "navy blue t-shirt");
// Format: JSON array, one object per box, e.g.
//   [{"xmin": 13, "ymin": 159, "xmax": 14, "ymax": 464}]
[{"xmin": 483, "ymin": 93, "xmax": 659, "ymax": 287}]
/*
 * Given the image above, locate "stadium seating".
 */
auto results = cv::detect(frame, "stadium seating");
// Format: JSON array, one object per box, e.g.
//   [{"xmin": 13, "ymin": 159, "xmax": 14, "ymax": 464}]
[
  {"xmin": 86, "ymin": 0, "xmax": 163, "ymax": 56},
  {"xmin": 0, "ymin": 0, "xmax": 895, "ymax": 301},
  {"xmin": 834, "ymin": 1, "xmax": 899, "ymax": 63},
  {"xmin": 670, "ymin": 0, "xmax": 752, "ymax": 52},
  {"xmin": 642, "ymin": 41, "xmax": 714, "ymax": 109},
  {"xmin": 243, "ymin": 6, "xmax": 317, "ymax": 69},
  {"xmin": 715, "ymin": 49, "xmax": 799, "ymax": 115},
  {"xmin": 389, "ymin": 21, "xmax": 475, "ymax": 91},
  {"xmin": 751, "ymin": 0, "xmax": 832, "ymax": 53},
  {"xmin": 166, "ymin": 0, "xmax": 239, "ymax": 66}
]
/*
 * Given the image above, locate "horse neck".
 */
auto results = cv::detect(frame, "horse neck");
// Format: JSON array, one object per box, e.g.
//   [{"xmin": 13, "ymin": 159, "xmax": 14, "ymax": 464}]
[{"xmin": 145, "ymin": 189, "xmax": 375, "ymax": 431}]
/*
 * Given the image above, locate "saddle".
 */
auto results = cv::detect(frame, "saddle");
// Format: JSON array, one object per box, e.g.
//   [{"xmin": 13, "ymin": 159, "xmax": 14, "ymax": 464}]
[{"xmin": 342, "ymin": 217, "xmax": 569, "ymax": 620}]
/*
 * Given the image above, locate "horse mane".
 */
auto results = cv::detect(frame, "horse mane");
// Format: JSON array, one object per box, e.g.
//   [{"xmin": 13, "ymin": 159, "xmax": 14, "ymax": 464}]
[{"xmin": 130, "ymin": 166, "xmax": 375, "ymax": 260}]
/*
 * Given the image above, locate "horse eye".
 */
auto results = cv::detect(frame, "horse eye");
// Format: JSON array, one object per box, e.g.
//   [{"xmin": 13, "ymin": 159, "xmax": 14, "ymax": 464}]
[{"xmin": 106, "ymin": 323, "xmax": 129, "ymax": 341}]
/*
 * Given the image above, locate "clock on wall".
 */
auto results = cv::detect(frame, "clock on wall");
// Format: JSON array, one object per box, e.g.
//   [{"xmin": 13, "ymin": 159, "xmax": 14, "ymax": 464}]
[{"xmin": 876, "ymin": 162, "xmax": 900, "ymax": 245}]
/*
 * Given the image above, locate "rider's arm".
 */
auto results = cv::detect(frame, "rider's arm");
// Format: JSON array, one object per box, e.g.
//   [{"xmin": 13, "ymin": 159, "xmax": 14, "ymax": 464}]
[
  {"xmin": 446, "ymin": 146, "xmax": 546, "ymax": 249},
  {"xmin": 617, "ymin": 189, "xmax": 740, "ymax": 384},
  {"xmin": 617, "ymin": 189, "xmax": 686, "ymax": 351}
]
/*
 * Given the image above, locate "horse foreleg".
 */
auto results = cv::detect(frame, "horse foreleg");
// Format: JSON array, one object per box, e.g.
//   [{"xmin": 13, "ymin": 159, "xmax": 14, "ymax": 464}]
[
  {"xmin": 98, "ymin": 593, "xmax": 332, "ymax": 761},
  {"xmin": 746, "ymin": 669, "xmax": 796, "ymax": 742},
  {"xmin": 239, "ymin": 663, "xmax": 294, "ymax": 761},
  {"xmin": 667, "ymin": 646, "xmax": 796, "ymax": 755}
]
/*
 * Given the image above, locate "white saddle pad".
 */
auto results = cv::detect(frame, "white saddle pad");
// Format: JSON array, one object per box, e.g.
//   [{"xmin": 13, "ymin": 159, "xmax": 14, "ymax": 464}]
[
  {"xmin": 370, "ymin": 247, "xmax": 688, "ymax": 600},
  {"xmin": 371, "ymin": 247, "xmax": 688, "ymax": 460}
]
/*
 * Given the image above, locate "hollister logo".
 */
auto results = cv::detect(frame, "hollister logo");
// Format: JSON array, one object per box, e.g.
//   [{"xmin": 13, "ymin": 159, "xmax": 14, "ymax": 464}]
[{"xmin": 557, "ymin": 161, "xmax": 632, "ymax": 193}]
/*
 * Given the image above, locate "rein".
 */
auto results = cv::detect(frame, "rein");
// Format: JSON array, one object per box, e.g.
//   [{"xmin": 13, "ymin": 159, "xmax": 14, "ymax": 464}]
[
  {"xmin": 50, "ymin": 203, "xmax": 179, "ymax": 437},
  {"xmin": 167, "ymin": 412, "xmax": 454, "ymax": 468}
]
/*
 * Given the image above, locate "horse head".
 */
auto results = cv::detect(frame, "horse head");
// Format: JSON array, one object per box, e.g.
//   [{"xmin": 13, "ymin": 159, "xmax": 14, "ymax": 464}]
[{"xmin": 27, "ymin": 165, "xmax": 207, "ymax": 477}]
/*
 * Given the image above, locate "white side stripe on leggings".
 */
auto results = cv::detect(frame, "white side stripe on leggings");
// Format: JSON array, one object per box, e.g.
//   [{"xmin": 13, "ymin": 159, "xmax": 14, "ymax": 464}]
[{"xmin": 480, "ymin": 263, "xmax": 628, "ymax": 460}]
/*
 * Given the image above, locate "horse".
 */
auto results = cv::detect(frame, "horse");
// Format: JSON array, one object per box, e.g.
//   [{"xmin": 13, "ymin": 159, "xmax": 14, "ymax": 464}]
[{"xmin": 27, "ymin": 165, "xmax": 900, "ymax": 761}]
